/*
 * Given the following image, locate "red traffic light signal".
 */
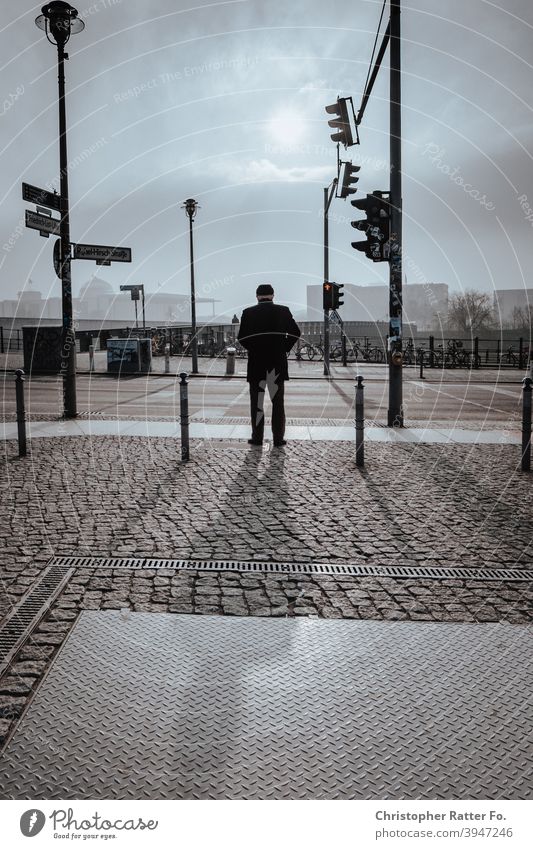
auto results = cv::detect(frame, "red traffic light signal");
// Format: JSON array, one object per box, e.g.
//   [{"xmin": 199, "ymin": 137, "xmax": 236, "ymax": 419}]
[
  {"xmin": 323, "ymin": 281, "xmax": 334, "ymax": 310},
  {"xmin": 323, "ymin": 282, "xmax": 344, "ymax": 311},
  {"xmin": 325, "ymin": 97, "xmax": 354, "ymax": 147}
]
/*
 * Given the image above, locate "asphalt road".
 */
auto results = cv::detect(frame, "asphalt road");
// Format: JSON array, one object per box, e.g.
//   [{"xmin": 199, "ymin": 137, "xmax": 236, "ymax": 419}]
[{"xmin": 0, "ymin": 370, "xmax": 524, "ymax": 425}]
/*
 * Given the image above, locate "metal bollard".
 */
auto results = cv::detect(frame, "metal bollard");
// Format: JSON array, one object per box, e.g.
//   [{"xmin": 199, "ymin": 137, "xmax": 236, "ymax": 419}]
[
  {"xmin": 225, "ymin": 346, "xmax": 236, "ymax": 376},
  {"xmin": 15, "ymin": 369, "xmax": 27, "ymax": 457},
  {"xmin": 355, "ymin": 375, "xmax": 364, "ymax": 468},
  {"xmin": 418, "ymin": 348, "xmax": 425, "ymax": 380},
  {"xmin": 88, "ymin": 344, "xmax": 95, "ymax": 372},
  {"xmin": 179, "ymin": 372, "xmax": 190, "ymax": 461},
  {"xmin": 521, "ymin": 377, "xmax": 532, "ymax": 472},
  {"xmin": 164, "ymin": 344, "xmax": 170, "ymax": 374}
]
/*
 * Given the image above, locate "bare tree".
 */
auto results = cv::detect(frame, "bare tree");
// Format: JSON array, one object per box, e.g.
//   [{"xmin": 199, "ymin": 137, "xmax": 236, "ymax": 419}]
[
  {"xmin": 509, "ymin": 304, "xmax": 533, "ymax": 330},
  {"xmin": 446, "ymin": 290, "xmax": 494, "ymax": 332}
]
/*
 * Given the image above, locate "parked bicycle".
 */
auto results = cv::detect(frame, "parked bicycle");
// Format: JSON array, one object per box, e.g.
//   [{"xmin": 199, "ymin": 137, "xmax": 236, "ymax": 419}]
[{"xmin": 498, "ymin": 345, "xmax": 519, "ymax": 367}]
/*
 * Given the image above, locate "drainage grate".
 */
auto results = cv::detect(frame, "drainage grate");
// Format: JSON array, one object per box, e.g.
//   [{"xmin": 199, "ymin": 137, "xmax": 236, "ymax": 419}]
[
  {"xmin": 49, "ymin": 555, "xmax": 533, "ymax": 583},
  {"xmin": 0, "ymin": 563, "xmax": 73, "ymax": 676}
]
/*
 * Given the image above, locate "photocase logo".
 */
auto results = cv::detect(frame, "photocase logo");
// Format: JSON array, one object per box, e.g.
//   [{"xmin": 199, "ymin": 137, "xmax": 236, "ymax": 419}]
[{"xmin": 20, "ymin": 809, "xmax": 46, "ymax": 837}]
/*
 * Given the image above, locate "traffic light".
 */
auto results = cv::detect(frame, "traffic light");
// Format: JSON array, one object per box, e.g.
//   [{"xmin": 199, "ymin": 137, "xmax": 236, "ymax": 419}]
[
  {"xmin": 323, "ymin": 281, "xmax": 334, "ymax": 310},
  {"xmin": 332, "ymin": 283, "xmax": 344, "ymax": 310},
  {"xmin": 325, "ymin": 97, "xmax": 354, "ymax": 147},
  {"xmin": 338, "ymin": 162, "xmax": 360, "ymax": 199},
  {"xmin": 323, "ymin": 282, "xmax": 344, "ymax": 311},
  {"xmin": 351, "ymin": 191, "xmax": 390, "ymax": 262}
]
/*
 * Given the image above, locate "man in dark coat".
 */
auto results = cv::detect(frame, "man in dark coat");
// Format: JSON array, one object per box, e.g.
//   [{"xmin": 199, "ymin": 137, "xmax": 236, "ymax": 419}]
[{"xmin": 237, "ymin": 284, "xmax": 301, "ymax": 447}]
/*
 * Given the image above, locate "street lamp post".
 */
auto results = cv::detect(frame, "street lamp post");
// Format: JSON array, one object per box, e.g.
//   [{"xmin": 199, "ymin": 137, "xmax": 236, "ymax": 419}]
[
  {"xmin": 183, "ymin": 198, "xmax": 199, "ymax": 374},
  {"xmin": 35, "ymin": 2, "xmax": 84, "ymax": 419}
]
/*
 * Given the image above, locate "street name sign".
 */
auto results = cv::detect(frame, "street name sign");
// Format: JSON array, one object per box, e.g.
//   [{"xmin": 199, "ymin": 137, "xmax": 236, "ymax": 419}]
[
  {"xmin": 25, "ymin": 209, "xmax": 61, "ymax": 237},
  {"xmin": 72, "ymin": 243, "xmax": 132, "ymax": 265},
  {"xmin": 22, "ymin": 182, "xmax": 61, "ymax": 212}
]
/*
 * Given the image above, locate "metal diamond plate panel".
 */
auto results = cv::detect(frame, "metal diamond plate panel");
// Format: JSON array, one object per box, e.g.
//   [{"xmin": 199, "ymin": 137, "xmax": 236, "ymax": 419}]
[{"xmin": 0, "ymin": 613, "xmax": 531, "ymax": 800}]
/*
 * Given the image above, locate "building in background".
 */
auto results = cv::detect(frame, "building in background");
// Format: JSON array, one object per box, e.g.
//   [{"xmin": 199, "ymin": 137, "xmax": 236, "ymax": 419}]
[
  {"xmin": 307, "ymin": 282, "xmax": 448, "ymax": 329},
  {"xmin": 493, "ymin": 289, "xmax": 533, "ymax": 325},
  {"xmin": 0, "ymin": 278, "xmax": 219, "ymax": 325}
]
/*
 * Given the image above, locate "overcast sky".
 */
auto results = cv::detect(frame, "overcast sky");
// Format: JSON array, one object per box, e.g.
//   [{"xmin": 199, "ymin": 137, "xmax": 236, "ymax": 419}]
[{"xmin": 1, "ymin": 0, "xmax": 533, "ymax": 318}]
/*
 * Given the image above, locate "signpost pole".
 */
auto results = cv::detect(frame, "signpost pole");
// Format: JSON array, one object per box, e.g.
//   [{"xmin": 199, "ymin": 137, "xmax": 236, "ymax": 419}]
[{"xmin": 57, "ymin": 40, "xmax": 76, "ymax": 418}]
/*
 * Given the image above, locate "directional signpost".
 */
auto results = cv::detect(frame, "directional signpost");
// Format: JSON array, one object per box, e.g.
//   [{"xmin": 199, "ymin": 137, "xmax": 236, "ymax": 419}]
[
  {"xmin": 22, "ymin": 182, "xmax": 61, "ymax": 212},
  {"xmin": 23, "ymin": 175, "xmax": 133, "ymax": 418},
  {"xmin": 25, "ymin": 209, "xmax": 61, "ymax": 237},
  {"xmin": 72, "ymin": 243, "xmax": 132, "ymax": 266}
]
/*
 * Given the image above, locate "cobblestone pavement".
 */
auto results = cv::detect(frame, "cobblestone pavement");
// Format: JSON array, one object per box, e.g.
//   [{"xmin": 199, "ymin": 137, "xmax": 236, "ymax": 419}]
[{"xmin": 0, "ymin": 435, "xmax": 532, "ymax": 747}]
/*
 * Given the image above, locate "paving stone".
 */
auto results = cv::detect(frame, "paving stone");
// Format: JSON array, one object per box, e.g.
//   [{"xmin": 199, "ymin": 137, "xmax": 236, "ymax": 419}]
[
  {"xmin": 9, "ymin": 661, "xmax": 47, "ymax": 677},
  {"xmin": 0, "ymin": 678, "xmax": 33, "ymax": 696},
  {"xmin": 0, "ymin": 697, "xmax": 26, "ymax": 719}
]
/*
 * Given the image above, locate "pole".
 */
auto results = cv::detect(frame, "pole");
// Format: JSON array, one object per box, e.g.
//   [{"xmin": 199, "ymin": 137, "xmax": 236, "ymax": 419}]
[
  {"xmin": 57, "ymin": 43, "xmax": 77, "ymax": 418},
  {"xmin": 522, "ymin": 377, "xmax": 532, "ymax": 472},
  {"xmin": 323, "ymin": 187, "xmax": 330, "ymax": 377},
  {"xmin": 418, "ymin": 347, "xmax": 425, "ymax": 379},
  {"xmin": 387, "ymin": 0, "xmax": 403, "ymax": 426},
  {"xmin": 188, "ymin": 217, "xmax": 199, "ymax": 374},
  {"xmin": 179, "ymin": 372, "xmax": 190, "ymax": 461},
  {"xmin": 15, "ymin": 369, "xmax": 27, "ymax": 457},
  {"xmin": 134, "ymin": 298, "xmax": 138, "ymax": 330},
  {"xmin": 355, "ymin": 375, "xmax": 364, "ymax": 467},
  {"xmin": 141, "ymin": 285, "xmax": 146, "ymax": 333}
]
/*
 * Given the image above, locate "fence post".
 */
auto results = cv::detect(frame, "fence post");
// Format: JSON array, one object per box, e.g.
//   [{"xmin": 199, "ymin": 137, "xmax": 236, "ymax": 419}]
[
  {"xmin": 164, "ymin": 344, "xmax": 170, "ymax": 374},
  {"xmin": 0, "ymin": 326, "xmax": 3, "ymax": 354},
  {"xmin": 342, "ymin": 332, "xmax": 347, "ymax": 367},
  {"xmin": 15, "ymin": 369, "xmax": 27, "ymax": 458},
  {"xmin": 355, "ymin": 375, "xmax": 364, "ymax": 468},
  {"xmin": 429, "ymin": 335, "xmax": 434, "ymax": 368},
  {"xmin": 522, "ymin": 377, "xmax": 532, "ymax": 472},
  {"xmin": 179, "ymin": 372, "xmax": 190, "ymax": 461},
  {"xmin": 496, "ymin": 338, "xmax": 501, "ymax": 364},
  {"xmin": 519, "ymin": 337, "xmax": 524, "ymax": 370},
  {"xmin": 88, "ymin": 344, "xmax": 95, "ymax": 372},
  {"xmin": 474, "ymin": 337, "xmax": 479, "ymax": 369}
]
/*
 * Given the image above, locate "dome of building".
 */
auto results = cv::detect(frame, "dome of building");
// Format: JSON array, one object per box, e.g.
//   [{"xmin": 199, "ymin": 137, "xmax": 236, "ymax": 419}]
[{"xmin": 78, "ymin": 277, "xmax": 113, "ymax": 300}]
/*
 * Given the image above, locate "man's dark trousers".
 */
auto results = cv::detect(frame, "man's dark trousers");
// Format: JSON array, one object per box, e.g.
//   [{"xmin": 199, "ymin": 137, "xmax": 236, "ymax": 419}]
[
  {"xmin": 237, "ymin": 300, "xmax": 301, "ymax": 444},
  {"xmin": 249, "ymin": 375, "xmax": 285, "ymax": 444}
]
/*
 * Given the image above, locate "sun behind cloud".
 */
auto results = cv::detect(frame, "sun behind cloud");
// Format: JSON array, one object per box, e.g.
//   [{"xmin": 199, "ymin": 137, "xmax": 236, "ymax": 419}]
[{"xmin": 266, "ymin": 107, "xmax": 307, "ymax": 145}]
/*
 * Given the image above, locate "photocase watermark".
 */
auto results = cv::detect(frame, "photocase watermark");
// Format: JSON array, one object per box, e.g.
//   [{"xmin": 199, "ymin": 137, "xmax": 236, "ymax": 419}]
[
  {"xmin": 264, "ymin": 144, "xmax": 389, "ymax": 173},
  {"xmin": 517, "ymin": 193, "xmax": 533, "ymax": 227},
  {"xmin": 421, "ymin": 143, "xmax": 495, "ymax": 211},
  {"xmin": 78, "ymin": 0, "xmax": 123, "ymax": 19},
  {"xmin": 2, "ymin": 137, "xmax": 108, "ymax": 256},
  {"xmin": 113, "ymin": 56, "xmax": 260, "ymax": 103},
  {"xmin": 1, "ymin": 84, "xmax": 24, "ymax": 117}
]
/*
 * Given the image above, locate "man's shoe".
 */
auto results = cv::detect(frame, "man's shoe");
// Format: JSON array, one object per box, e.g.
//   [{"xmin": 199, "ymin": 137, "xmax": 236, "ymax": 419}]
[
  {"xmin": 273, "ymin": 440, "xmax": 287, "ymax": 447},
  {"xmin": 248, "ymin": 438, "xmax": 263, "ymax": 446}
]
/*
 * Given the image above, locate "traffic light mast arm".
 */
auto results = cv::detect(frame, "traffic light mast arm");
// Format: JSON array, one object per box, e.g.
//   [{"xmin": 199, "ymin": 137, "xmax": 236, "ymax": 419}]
[{"xmin": 356, "ymin": 21, "xmax": 390, "ymax": 126}]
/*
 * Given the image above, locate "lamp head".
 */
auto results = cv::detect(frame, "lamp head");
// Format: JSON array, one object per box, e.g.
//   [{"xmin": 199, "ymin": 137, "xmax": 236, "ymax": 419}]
[
  {"xmin": 35, "ymin": 2, "xmax": 84, "ymax": 46},
  {"xmin": 183, "ymin": 198, "xmax": 199, "ymax": 220}
]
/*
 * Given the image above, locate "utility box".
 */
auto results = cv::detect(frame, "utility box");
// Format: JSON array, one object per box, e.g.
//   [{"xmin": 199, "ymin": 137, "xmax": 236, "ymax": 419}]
[
  {"xmin": 107, "ymin": 338, "xmax": 151, "ymax": 374},
  {"xmin": 23, "ymin": 325, "xmax": 62, "ymax": 374}
]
